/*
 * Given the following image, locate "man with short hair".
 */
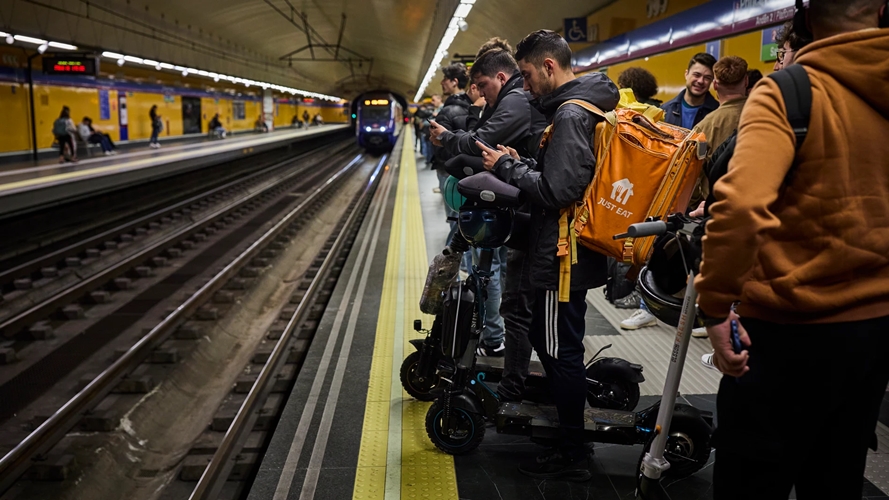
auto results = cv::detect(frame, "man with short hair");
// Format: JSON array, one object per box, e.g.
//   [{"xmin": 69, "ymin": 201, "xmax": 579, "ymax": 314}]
[
  {"xmin": 696, "ymin": 1, "xmax": 889, "ymax": 498},
  {"xmin": 661, "ymin": 52, "xmax": 719, "ymax": 129},
  {"xmin": 478, "ymin": 29, "xmax": 619, "ymax": 481},
  {"xmin": 695, "ymin": 55, "xmax": 749, "ymax": 154},
  {"xmin": 430, "ymin": 44, "xmax": 546, "ymax": 159}
]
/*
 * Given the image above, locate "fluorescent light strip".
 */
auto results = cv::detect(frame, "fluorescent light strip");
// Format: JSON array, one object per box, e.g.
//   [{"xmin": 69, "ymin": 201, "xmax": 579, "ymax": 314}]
[
  {"xmin": 96, "ymin": 50, "xmax": 343, "ymax": 100},
  {"xmin": 413, "ymin": 0, "xmax": 476, "ymax": 102}
]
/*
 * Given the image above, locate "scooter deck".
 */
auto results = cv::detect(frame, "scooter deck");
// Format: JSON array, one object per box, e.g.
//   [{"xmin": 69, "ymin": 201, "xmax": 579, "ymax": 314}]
[
  {"xmin": 475, "ymin": 358, "xmax": 546, "ymax": 378},
  {"xmin": 497, "ymin": 402, "xmax": 637, "ymax": 431}
]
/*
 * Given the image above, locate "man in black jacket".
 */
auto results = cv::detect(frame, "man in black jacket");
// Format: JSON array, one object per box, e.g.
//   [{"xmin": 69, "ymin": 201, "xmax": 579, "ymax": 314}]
[
  {"xmin": 478, "ymin": 29, "xmax": 619, "ymax": 481},
  {"xmin": 430, "ymin": 47, "xmax": 546, "ymax": 159},
  {"xmin": 660, "ymin": 52, "xmax": 719, "ymax": 129},
  {"xmin": 431, "ymin": 63, "xmax": 473, "ymax": 192}
]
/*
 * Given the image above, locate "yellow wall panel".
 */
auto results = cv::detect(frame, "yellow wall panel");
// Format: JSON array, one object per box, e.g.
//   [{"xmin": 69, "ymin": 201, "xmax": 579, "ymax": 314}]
[
  {"xmin": 723, "ymin": 31, "xmax": 777, "ymax": 77},
  {"xmin": 124, "ymin": 92, "xmax": 183, "ymax": 140},
  {"xmin": 1, "ymin": 84, "xmax": 32, "ymax": 153},
  {"xmin": 603, "ymin": 44, "xmax": 706, "ymax": 103},
  {"xmin": 585, "ymin": 0, "xmax": 707, "ymax": 41}
]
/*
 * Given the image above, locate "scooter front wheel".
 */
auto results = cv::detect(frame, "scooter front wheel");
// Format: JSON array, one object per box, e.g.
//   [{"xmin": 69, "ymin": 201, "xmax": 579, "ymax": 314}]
[
  {"xmin": 425, "ymin": 400, "xmax": 485, "ymax": 455},
  {"xmin": 639, "ymin": 404, "xmax": 712, "ymax": 479},
  {"xmin": 400, "ymin": 351, "xmax": 441, "ymax": 401}
]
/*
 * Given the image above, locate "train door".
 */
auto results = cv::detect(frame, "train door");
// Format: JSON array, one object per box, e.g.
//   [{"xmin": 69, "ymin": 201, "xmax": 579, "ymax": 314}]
[{"xmin": 182, "ymin": 96, "xmax": 202, "ymax": 134}]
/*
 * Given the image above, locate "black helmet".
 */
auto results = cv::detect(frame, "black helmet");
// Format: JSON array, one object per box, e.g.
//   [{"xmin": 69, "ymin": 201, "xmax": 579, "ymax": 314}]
[
  {"xmin": 458, "ymin": 206, "xmax": 513, "ymax": 248},
  {"xmin": 638, "ymin": 266, "xmax": 704, "ymax": 328}
]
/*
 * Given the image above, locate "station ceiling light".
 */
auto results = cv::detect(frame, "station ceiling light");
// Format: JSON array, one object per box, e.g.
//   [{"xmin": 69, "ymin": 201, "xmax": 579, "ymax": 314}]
[
  {"xmin": 96, "ymin": 50, "xmax": 342, "ymax": 101},
  {"xmin": 413, "ymin": 0, "xmax": 476, "ymax": 102}
]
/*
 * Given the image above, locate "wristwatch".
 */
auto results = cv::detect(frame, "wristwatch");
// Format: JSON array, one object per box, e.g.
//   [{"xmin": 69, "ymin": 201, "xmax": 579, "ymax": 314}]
[{"xmin": 695, "ymin": 304, "xmax": 727, "ymax": 327}]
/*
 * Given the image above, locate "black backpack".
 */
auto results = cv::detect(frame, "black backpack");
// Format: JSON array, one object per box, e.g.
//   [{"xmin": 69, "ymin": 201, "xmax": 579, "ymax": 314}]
[
  {"xmin": 604, "ymin": 257, "xmax": 636, "ymax": 304},
  {"xmin": 704, "ymin": 64, "xmax": 812, "ymax": 215}
]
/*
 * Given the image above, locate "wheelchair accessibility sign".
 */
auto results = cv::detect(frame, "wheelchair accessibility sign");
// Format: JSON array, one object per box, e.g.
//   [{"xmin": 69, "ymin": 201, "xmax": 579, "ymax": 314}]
[{"xmin": 564, "ymin": 17, "xmax": 588, "ymax": 42}]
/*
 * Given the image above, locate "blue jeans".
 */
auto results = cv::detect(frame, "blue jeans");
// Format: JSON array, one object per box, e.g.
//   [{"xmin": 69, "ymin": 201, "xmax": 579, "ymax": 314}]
[
  {"xmin": 150, "ymin": 124, "xmax": 160, "ymax": 145},
  {"xmin": 464, "ymin": 246, "xmax": 506, "ymax": 347}
]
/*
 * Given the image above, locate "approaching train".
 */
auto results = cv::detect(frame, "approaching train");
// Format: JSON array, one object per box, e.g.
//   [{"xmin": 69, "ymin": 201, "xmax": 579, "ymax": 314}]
[{"xmin": 355, "ymin": 92, "xmax": 404, "ymax": 152}]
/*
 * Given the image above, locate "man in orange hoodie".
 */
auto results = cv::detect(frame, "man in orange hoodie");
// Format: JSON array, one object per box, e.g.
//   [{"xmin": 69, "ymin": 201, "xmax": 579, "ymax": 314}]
[{"xmin": 695, "ymin": 1, "xmax": 889, "ymax": 498}]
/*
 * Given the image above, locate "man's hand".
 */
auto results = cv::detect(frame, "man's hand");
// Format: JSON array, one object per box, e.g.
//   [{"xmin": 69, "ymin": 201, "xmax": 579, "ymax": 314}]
[
  {"xmin": 476, "ymin": 141, "xmax": 509, "ymax": 171},
  {"xmin": 707, "ymin": 310, "xmax": 751, "ymax": 377},
  {"xmin": 689, "ymin": 200, "xmax": 706, "ymax": 218},
  {"xmin": 429, "ymin": 120, "xmax": 446, "ymax": 146},
  {"xmin": 505, "ymin": 146, "xmax": 520, "ymax": 160}
]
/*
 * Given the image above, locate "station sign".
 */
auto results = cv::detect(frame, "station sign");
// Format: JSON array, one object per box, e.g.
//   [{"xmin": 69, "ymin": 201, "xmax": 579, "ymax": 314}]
[{"xmin": 42, "ymin": 54, "xmax": 99, "ymax": 77}]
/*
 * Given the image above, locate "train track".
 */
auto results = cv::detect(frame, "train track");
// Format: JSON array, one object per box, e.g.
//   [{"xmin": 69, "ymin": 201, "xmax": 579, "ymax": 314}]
[{"xmin": 0, "ymin": 147, "xmax": 379, "ymax": 495}]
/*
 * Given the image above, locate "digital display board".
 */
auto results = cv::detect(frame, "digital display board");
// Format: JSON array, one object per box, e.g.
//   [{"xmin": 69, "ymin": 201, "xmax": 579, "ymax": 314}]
[{"xmin": 42, "ymin": 56, "xmax": 99, "ymax": 77}]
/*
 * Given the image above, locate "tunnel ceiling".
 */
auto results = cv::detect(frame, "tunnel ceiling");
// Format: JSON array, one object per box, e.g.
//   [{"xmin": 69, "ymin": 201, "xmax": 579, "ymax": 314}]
[{"xmin": 1, "ymin": 0, "xmax": 611, "ymax": 100}]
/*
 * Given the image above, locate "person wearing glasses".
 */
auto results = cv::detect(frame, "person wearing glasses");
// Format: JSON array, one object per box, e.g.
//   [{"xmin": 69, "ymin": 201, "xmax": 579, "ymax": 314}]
[{"xmin": 773, "ymin": 20, "xmax": 813, "ymax": 71}]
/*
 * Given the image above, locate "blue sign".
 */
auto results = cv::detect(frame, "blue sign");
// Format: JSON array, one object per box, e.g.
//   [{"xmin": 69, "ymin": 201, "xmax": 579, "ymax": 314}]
[
  {"xmin": 564, "ymin": 17, "xmax": 588, "ymax": 43},
  {"xmin": 706, "ymin": 40, "xmax": 722, "ymax": 60},
  {"xmin": 98, "ymin": 89, "xmax": 110, "ymax": 121}
]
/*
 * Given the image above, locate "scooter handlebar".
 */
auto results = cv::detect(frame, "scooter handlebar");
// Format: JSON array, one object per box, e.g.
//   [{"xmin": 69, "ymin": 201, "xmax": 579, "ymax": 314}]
[{"xmin": 613, "ymin": 220, "xmax": 668, "ymax": 240}]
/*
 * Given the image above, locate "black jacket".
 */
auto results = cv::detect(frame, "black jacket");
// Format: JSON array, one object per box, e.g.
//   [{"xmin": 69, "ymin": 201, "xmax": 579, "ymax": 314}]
[
  {"xmin": 432, "ymin": 93, "xmax": 474, "ymax": 169},
  {"xmin": 440, "ymin": 72, "xmax": 547, "ymax": 159},
  {"xmin": 493, "ymin": 73, "xmax": 620, "ymax": 291},
  {"xmin": 661, "ymin": 89, "xmax": 719, "ymax": 128}
]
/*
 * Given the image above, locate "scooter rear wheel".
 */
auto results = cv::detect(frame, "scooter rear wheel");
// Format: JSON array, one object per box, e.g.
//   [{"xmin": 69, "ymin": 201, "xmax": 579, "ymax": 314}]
[
  {"xmin": 400, "ymin": 351, "xmax": 441, "ymax": 401},
  {"xmin": 586, "ymin": 368, "xmax": 641, "ymax": 411},
  {"xmin": 425, "ymin": 400, "xmax": 485, "ymax": 455}
]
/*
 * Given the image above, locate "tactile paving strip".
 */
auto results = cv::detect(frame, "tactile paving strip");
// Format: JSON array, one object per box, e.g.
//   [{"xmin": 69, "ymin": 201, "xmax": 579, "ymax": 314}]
[{"xmin": 866, "ymin": 422, "xmax": 889, "ymax": 495}]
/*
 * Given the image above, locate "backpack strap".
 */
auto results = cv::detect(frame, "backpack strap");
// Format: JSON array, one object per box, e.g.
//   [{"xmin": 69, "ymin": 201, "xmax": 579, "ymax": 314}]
[{"xmin": 768, "ymin": 64, "xmax": 812, "ymax": 152}]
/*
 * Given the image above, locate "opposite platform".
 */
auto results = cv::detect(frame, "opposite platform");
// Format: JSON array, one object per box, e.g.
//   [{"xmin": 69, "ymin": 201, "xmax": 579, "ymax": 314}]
[{"xmin": 0, "ymin": 125, "xmax": 348, "ymax": 218}]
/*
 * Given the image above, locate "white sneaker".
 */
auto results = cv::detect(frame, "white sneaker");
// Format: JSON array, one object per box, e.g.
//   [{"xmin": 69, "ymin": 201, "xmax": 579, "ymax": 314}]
[
  {"xmin": 619, "ymin": 309, "xmax": 657, "ymax": 330},
  {"xmin": 692, "ymin": 327, "xmax": 708, "ymax": 338},
  {"xmin": 701, "ymin": 353, "xmax": 720, "ymax": 372}
]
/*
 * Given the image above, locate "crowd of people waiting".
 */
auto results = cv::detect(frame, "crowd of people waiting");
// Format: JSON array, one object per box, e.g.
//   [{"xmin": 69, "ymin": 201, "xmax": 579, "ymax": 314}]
[{"xmin": 416, "ymin": 1, "xmax": 889, "ymax": 497}]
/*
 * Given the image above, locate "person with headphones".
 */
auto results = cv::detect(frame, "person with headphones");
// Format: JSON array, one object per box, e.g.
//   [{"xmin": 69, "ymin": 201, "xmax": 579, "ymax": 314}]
[{"xmin": 696, "ymin": 0, "xmax": 889, "ymax": 498}]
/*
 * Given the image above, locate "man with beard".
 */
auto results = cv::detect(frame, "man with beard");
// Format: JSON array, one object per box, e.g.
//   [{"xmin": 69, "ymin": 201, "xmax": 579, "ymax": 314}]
[{"xmin": 661, "ymin": 52, "xmax": 719, "ymax": 129}]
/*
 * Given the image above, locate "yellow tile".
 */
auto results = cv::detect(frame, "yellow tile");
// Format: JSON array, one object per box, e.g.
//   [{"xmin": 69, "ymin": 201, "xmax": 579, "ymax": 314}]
[
  {"xmin": 401, "ymin": 465, "xmax": 458, "ymax": 500},
  {"xmin": 356, "ymin": 430, "xmax": 389, "ymax": 468},
  {"xmin": 353, "ymin": 467, "xmax": 386, "ymax": 500},
  {"xmin": 362, "ymin": 401, "xmax": 390, "ymax": 431}
]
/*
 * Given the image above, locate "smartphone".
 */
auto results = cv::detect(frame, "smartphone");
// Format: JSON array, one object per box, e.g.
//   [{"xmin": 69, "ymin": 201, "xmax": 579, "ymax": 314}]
[
  {"xmin": 730, "ymin": 320, "xmax": 743, "ymax": 354},
  {"xmin": 475, "ymin": 136, "xmax": 495, "ymax": 150}
]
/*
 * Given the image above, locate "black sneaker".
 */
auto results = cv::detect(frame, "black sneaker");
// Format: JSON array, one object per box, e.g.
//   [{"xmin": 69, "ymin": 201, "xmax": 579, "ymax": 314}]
[
  {"xmin": 518, "ymin": 448, "xmax": 591, "ymax": 481},
  {"xmin": 475, "ymin": 342, "xmax": 505, "ymax": 357}
]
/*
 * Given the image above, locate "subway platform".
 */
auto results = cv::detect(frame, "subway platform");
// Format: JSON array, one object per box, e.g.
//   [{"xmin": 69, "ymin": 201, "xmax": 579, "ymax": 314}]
[{"xmin": 246, "ymin": 130, "xmax": 889, "ymax": 500}]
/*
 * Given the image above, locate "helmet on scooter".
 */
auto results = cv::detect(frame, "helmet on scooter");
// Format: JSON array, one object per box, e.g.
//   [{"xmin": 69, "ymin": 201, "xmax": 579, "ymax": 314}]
[
  {"xmin": 646, "ymin": 232, "xmax": 698, "ymax": 296},
  {"xmin": 443, "ymin": 175, "xmax": 466, "ymax": 212},
  {"xmin": 458, "ymin": 206, "xmax": 513, "ymax": 248}
]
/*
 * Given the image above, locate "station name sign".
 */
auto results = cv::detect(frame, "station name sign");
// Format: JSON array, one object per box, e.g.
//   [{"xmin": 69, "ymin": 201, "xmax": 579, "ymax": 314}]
[{"xmin": 42, "ymin": 55, "xmax": 99, "ymax": 77}]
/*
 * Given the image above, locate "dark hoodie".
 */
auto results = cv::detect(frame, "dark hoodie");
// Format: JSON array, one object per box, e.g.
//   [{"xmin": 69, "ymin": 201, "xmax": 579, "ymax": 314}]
[
  {"xmin": 492, "ymin": 73, "xmax": 620, "ymax": 290},
  {"xmin": 432, "ymin": 92, "xmax": 474, "ymax": 169},
  {"xmin": 696, "ymin": 28, "xmax": 889, "ymax": 324},
  {"xmin": 440, "ymin": 71, "xmax": 547, "ymax": 159}
]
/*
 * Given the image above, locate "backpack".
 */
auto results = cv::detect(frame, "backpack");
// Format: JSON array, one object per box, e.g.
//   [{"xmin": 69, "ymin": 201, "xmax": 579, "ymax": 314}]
[
  {"xmin": 704, "ymin": 64, "xmax": 812, "ymax": 215},
  {"xmin": 552, "ymin": 101, "xmax": 706, "ymax": 301},
  {"xmin": 604, "ymin": 257, "xmax": 635, "ymax": 304},
  {"xmin": 52, "ymin": 118, "xmax": 68, "ymax": 137}
]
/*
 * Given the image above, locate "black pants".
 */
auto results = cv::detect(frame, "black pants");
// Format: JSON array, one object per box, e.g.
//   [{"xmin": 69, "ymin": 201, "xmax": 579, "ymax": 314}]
[
  {"xmin": 498, "ymin": 248, "xmax": 535, "ymax": 401},
  {"xmin": 714, "ymin": 315, "xmax": 889, "ymax": 500},
  {"xmin": 528, "ymin": 288, "xmax": 588, "ymax": 453},
  {"xmin": 56, "ymin": 134, "xmax": 74, "ymax": 157}
]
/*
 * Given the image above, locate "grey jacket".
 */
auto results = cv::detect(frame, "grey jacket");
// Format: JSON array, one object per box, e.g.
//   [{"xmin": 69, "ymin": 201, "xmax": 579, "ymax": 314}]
[
  {"xmin": 440, "ymin": 72, "xmax": 546, "ymax": 159},
  {"xmin": 492, "ymin": 73, "xmax": 619, "ymax": 290}
]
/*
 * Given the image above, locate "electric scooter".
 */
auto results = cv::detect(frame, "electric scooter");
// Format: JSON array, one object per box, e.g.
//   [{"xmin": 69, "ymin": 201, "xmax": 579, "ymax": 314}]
[{"xmin": 427, "ymin": 210, "xmax": 713, "ymax": 482}]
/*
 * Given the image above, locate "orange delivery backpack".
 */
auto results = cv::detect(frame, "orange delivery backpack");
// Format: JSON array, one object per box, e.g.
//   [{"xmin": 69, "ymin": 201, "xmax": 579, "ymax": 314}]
[{"xmin": 551, "ymin": 99, "xmax": 707, "ymax": 302}]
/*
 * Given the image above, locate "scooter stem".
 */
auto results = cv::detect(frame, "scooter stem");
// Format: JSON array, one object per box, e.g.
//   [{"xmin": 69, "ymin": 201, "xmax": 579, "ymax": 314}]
[{"xmin": 640, "ymin": 269, "xmax": 698, "ymax": 486}]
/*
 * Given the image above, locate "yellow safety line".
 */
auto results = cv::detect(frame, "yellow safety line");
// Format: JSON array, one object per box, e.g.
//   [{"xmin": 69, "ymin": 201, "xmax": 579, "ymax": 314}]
[{"xmin": 353, "ymin": 129, "xmax": 458, "ymax": 500}]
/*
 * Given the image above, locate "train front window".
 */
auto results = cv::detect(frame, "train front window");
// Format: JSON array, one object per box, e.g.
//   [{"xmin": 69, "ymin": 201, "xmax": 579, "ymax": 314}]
[{"xmin": 361, "ymin": 107, "xmax": 390, "ymax": 123}]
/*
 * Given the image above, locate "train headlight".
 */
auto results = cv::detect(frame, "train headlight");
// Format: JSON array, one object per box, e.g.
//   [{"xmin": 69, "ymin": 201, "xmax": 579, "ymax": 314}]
[
  {"xmin": 380, "ymin": 127, "xmax": 387, "ymax": 132},
  {"xmin": 365, "ymin": 126, "xmax": 372, "ymax": 132}
]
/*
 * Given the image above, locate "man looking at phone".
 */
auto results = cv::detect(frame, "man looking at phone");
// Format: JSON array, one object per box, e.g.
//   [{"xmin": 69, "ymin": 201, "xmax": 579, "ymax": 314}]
[
  {"xmin": 429, "ymin": 38, "xmax": 546, "ymax": 162},
  {"xmin": 696, "ymin": 0, "xmax": 889, "ymax": 498},
  {"xmin": 477, "ymin": 29, "xmax": 619, "ymax": 481}
]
